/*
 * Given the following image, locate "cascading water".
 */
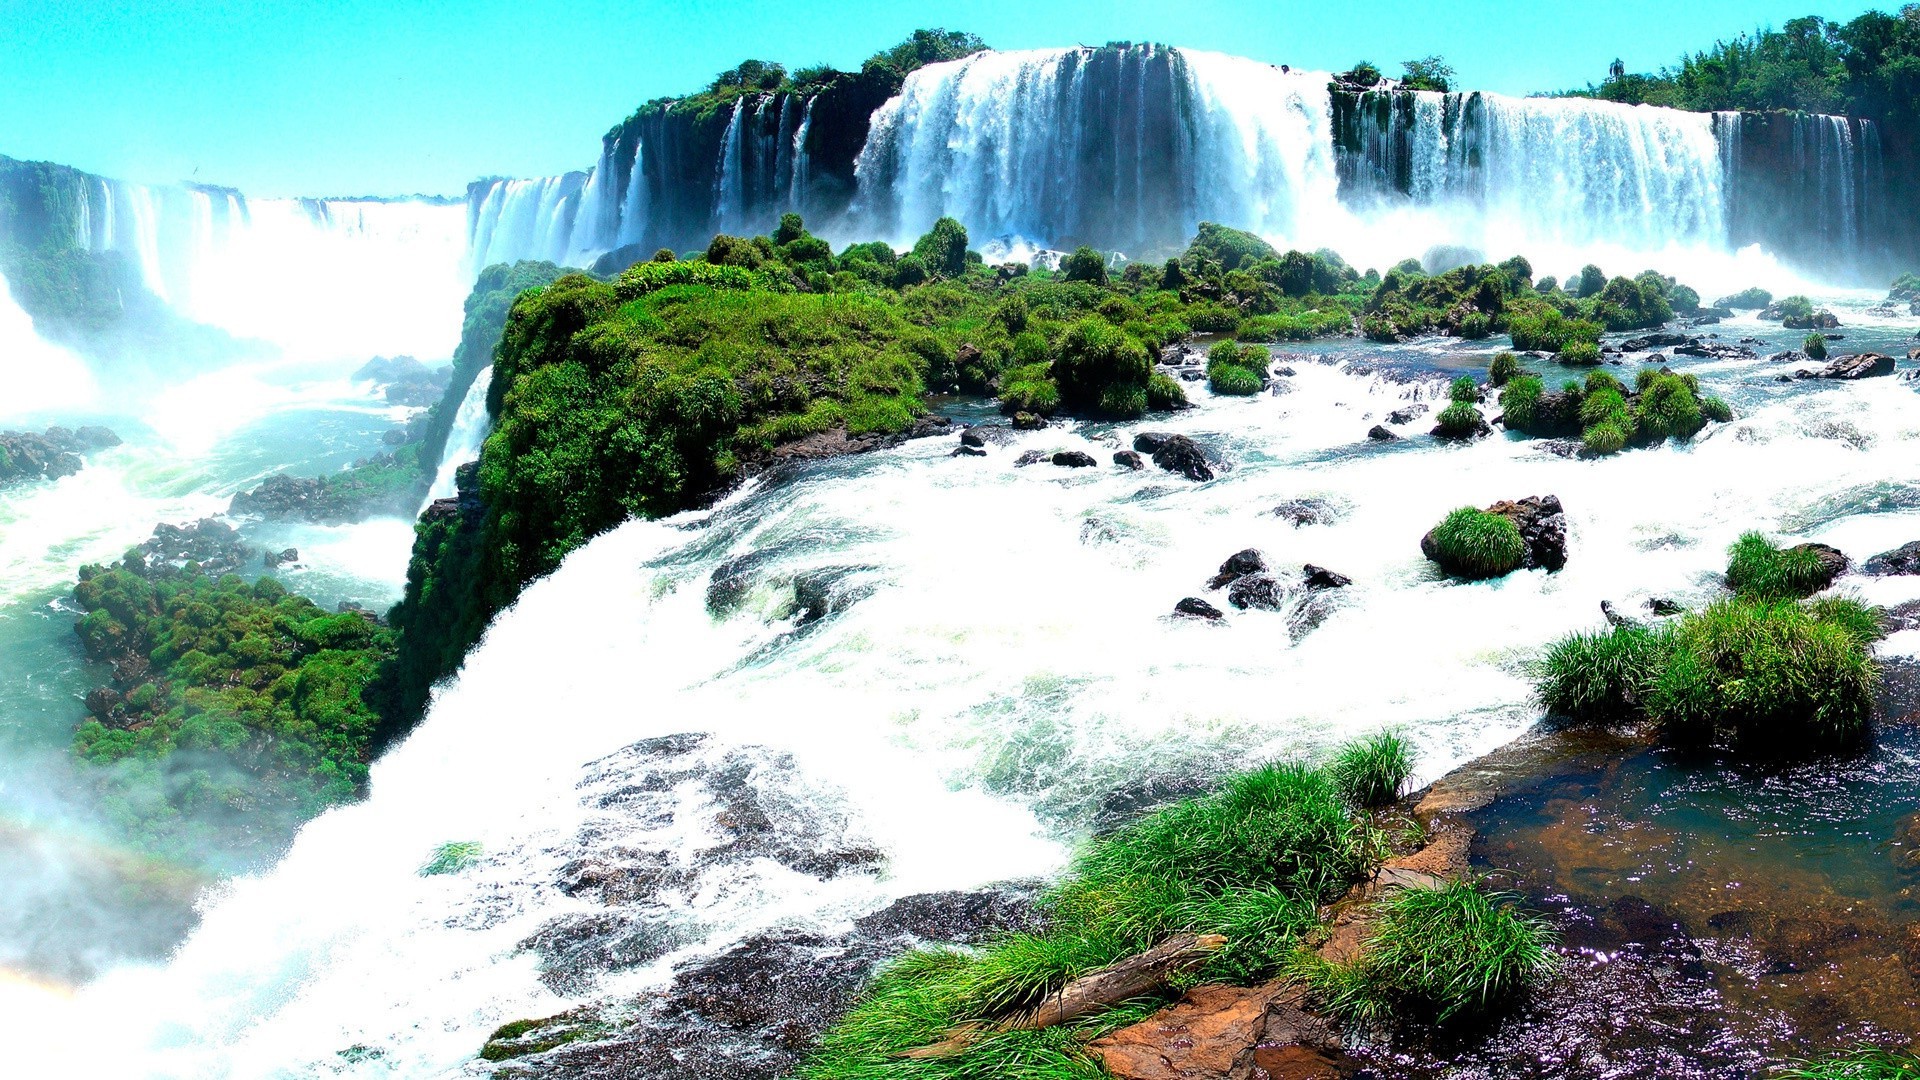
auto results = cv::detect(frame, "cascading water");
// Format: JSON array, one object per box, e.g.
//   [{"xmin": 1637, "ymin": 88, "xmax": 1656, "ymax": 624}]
[
  {"xmin": 27, "ymin": 305, "xmax": 1920, "ymax": 1076},
  {"xmin": 425, "ymin": 366, "xmax": 492, "ymax": 504}
]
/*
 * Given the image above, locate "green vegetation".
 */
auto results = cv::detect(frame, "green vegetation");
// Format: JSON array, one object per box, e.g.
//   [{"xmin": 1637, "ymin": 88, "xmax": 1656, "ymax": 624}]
[
  {"xmin": 1535, "ymin": 588, "xmax": 1884, "ymax": 751},
  {"xmin": 69, "ymin": 559, "xmax": 394, "ymax": 856},
  {"xmin": 1299, "ymin": 879, "xmax": 1556, "ymax": 1026},
  {"xmin": 1805, "ymin": 332, "xmax": 1829, "ymax": 360},
  {"xmin": 1488, "ymin": 351, "xmax": 1522, "ymax": 386},
  {"xmin": 1717, "ymin": 287, "xmax": 1772, "ymax": 309},
  {"xmin": 1206, "ymin": 339, "xmax": 1268, "ymax": 396},
  {"xmin": 1773, "ymin": 294, "xmax": 1816, "ymax": 322},
  {"xmin": 1557, "ymin": 340, "xmax": 1602, "ymax": 366},
  {"xmin": 420, "ymin": 841, "xmax": 483, "ymax": 876},
  {"xmin": 1435, "ymin": 401, "xmax": 1484, "ymax": 438},
  {"xmin": 1501, "ymin": 367, "xmax": 1725, "ymax": 454},
  {"xmin": 0, "ymin": 156, "xmax": 146, "ymax": 333},
  {"xmin": 1358, "ymin": 257, "xmax": 1682, "ymax": 346},
  {"xmin": 1328, "ymin": 732, "xmax": 1414, "ymax": 808},
  {"xmin": 1399, "ymin": 55, "xmax": 1456, "ymax": 93},
  {"xmin": 1427, "ymin": 507, "xmax": 1526, "ymax": 580},
  {"xmin": 1568, "ymin": 11, "xmax": 1920, "ymax": 136},
  {"xmin": 1726, "ymin": 531, "xmax": 1842, "ymax": 600},
  {"xmin": 801, "ymin": 762, "xmax": 1379, "ymax": 1080},
  {"xmin": 1777, "ymin": 1048, "xmax": 1920, "ymax": 1079}
]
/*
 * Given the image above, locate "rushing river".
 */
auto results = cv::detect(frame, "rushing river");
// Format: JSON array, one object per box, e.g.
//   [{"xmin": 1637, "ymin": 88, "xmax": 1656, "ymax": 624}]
[{"xmin": 0, "ymin": 294, "xmax": 1910, "ymax": 1076}]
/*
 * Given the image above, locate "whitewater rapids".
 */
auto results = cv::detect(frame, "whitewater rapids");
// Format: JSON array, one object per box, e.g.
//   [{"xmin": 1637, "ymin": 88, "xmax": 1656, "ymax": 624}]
[{"xmin": 30, "ymin": 309, "xmax": 1920, "ymax": 1078}]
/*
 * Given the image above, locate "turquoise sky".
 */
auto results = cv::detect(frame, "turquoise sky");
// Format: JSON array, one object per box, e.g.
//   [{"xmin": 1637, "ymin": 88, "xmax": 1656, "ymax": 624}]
[{"xmin": 0, "ymin": 0, "xmax": 1881, "ymax": 196}]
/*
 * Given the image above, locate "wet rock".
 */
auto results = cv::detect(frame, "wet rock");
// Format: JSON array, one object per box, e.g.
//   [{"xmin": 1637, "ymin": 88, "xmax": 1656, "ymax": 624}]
[
  {"xmin": 1014, "ymin": 450, "xmax": 1047, "ymax": 466},
  {"xmin": 1675, "ymin": 341, "xmax": 1758, "ymax": 360},
  {"xmin": 263, "ymin": 547, "xmax": 300, "ymax": 569},
  {"xmin": 1782, "ymin": 542, "xmax": 1850, "ymax": 589},
  {"xmin": 1864, "ymin": 541, "xmax": 1920, "ymax": 576},
  {"xmin": 951, "ymin": 445, "xmax": 987, "ymax": 457},
  {"xmin": 1813, "ymin": 352, "xmax": 1894, "ymax": 379},
  {"xmin": 127, "ymin": 518, "xmax": 255, "ymax": 579},
  {"xmin": 1273, "ymin": 498, "xmax": 1339, "ymax": 527},
  {"xmin": 1430, "ymin": 412, "xmax": 1492, "ymax": 440},
  {"xmin": 0, "ymin": 425, "xmax": 120, "ymax": 490},
  {"xmin": 1010, "ymin": 411, "xmax": 1047, "ymax": 430},
  {"xmin": 960, "ymin": 424, "xmax": 1016, "ymax": 448},
  {"xmin": 1621, "ymin": 332, "xmax": 1693, "ymax": 351},
  {"xmin": 1273, "ymin": 365, "xmax": 1298, "ymax": 377},
  {"xmin": 1645, "ymin": 597, "xmax": 1685, "ymax": 616},
  {"xmin": 1302, "ymin": 564, "xmax": 1351, "ymax": 590},
  {"xmin": 84, "ymin": 687, "xmax": 122, "ymax": 721},
  {"xmin": 1367, "ymin": 424, "xmax": 1400, "ymax": 442},
  {"xmin": 1209, "ymin": 549, "xmax": 1268, "ymax": 590},
  {"xmin": 1134, "ymin": 432, "xmax": 1214, "ymax": 482},
  {"xmin": 1051, "ymin": 450, "xmax": 1097, "ymax": 468},
  {"xmin": 1227, "ymin": 573, "xmax": 1285, "ymax": 611},
  {"xmin": 1782, "ymin": 309, "xmax": 1843, "ymax": 330},
  {"xmin": 1091, "ymin": 982, "xmax": 1348, "ymax": 1080},
  {"xmin": 766, "ymin": 416, "xmax": 953, "ymax": 466},
  {"xmin": 958, "ymin": 429, "xmax": 986, "ymax": 449},
  {"xmin": 1113, "ymin": 450, "xmax": 1144, "ymax": 470},
  {"xmin": 1177, "ymin": 368, "xmax": 1206, "ymax": 382},
  {"xmin": 1386, "ymin": 403, "xmax": 1429, "ymax": 425},
  {"xmin": 1422, "ymin": 495, "xmax": 1567, "ymax": 577},
  {"xmin": 1600, "ymin": 600, "xmax": 1643, "ymax": 629},
  {"xmin": 1174, "ymin": 597, "xmax": 1225, "ymax": 621}
]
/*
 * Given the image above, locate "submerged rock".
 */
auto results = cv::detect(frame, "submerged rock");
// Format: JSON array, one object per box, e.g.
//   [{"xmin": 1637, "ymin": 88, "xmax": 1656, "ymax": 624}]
[
  {"xmin": 1864, "ymin": 541, "xmax": 1920, "ymax": 576},
  {"xmin": 1014, "ymin": 450, "xmax": 1047, "ymax": 466},
  {"xmin": 1051, "ymin": 450, "xmax": 1097, "ymax": 468},
  {"xmin": 1113, "ymin": 450, "xmax": 1144, "ymax": 470},
  {"xmin": 1227, "ymin": 574, "xmax": 1284, "ymax": 611},
  {"xmin": 1386, "ymin": 403, "xmax": 1429, "ymax": 425},
  {"xmin": 1273, "ymin": 498, "xmax": 1339, "ymax": 527},
  {"xmin": 1303, "ymin": 564, "xmax": 1351, "ymax": 590},
  {"xmin": 1208, "ymin": 549, "xmax": 1268, "ymax": 590}
]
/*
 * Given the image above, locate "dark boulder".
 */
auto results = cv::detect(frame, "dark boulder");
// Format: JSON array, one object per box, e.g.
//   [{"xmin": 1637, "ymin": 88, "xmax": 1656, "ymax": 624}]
[
  {"xmin": 1367, "ymin": 424, "xmax": 1400, "ymax": 442},
  {"xmin": 1052, "ymin": 450, "xmax": 1098, "ymax": 468},
  {"xmin": 1014, "ymin": 450, "xmax": 1047, "ymax": 467},
  {"xmin": 1227, "ymin": 574, "xmax": 1285, "ymax": 611},
  {"xmin": 1814, "ymin": 353, "xmax": 1894, "ymax": 380},
  {"xmin": 959, "ymin": 429, "xmax": 986, "ymax": 448},
  {"xmin": 1431, "ymin": 412, "xmax": 1492, "ymax": 440},
  {"xmin": 951, "ymin": 445, "xmax": 987, "ymax": 457},
  {"xmin": 264, "ymin": 547, "xmax": 300, "ymax": 569},
  {"xmin": 1386, "ymin": 403, "xmax": 1429, "ymax": 425},
  {"xmin": 1302, "ymin": 564, "xmax": 1351, "ymax": 590},
  {"xmin": 1420, "ymin": 495, "xmax": 1568, "ymax": 577},
  {"xmin": 1785, "ymin": 542, "xmax": 1850, "ymax": 588},
  {"xmin": 1133, "ymin": 432, "xmax": 1214, "ymax": 482},
  {"xmin": 1864, "ymin": 541, "xmax": 1920, "ymax": 576},
  {"xmin": 1112, "ymin": 450, "xmax": 1144, "ymax": 470},
  {"xmin": 1783, "ymin": 310, "xmax": 1842, "ymax": 330},
  {"xmin": 1208, "ymin": 549, "xmax": 1267, "ymax": 590},
  {"xmin": 1173, "ymin": 597, "xmax": 1224, "ymax": 621},
  {"xmin": 1010, "ymin": 412, "xmax": 1047, "ymax": 430},
  {"xmin": 1646, "ymin": 597, "xmax": 1685, "ymax": 616},
  {"xmin": 1621, "ymin": 332, "xmax": 1693, "ymax": 351}
]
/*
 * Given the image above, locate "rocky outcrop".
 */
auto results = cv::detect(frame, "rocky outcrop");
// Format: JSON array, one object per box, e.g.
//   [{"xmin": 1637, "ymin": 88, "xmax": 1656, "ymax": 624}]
[
  {"xmin": 1805, "ymin": 352, "xmax": 1895, "ymax": 379},
  {"xmin": 1090, "ymin": 982, "xmax": 1350, "ymax": 1080},
  {"xmin": 127, "ymin": 518, "xmax": 255, "ymax": 579},
  {"xmin": 1864, "ymin": 541, "xmax": 1920, "ymax": 576},
  {"xmin": 0, "ymin": 425, "xmax": 119, "ymax": 489},
  {"xmin": 766, "ymin": 416, "xmax": 953, "ymax": 465},
  {"xmin": 1274, "ymin": 498, "xmax": 1340, "ymax": 527},
  {"xmin": 1133, "ymin": 432, "xmax": 1214, "ymax": 482},
  {"xmin": 353, "ymin": 355, "xmax": 451, "ymax": 407},
  {"xmin": 1367, "ymin": 424, "xmax": 1399, "ymax": 442},
  {"xmin": 1052, "ymin": 450, "xmax": 1098, "ymax": 468},
  {"xmin": 1173, "ymin": 597, "xmax": 1224, "ymax": 621},
  {"xmin": 1421, "ymin": 495, "xmax": 1567, "ymax": 576},
  {"xmin": 1114, "ymin": 450, "xmax": 1144, "ymax": 470}
]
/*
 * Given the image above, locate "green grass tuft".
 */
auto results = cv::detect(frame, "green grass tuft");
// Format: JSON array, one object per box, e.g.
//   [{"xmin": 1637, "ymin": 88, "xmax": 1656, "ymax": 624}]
[
  {"xmin": 1534, "ymin": 624, "xmax": 1667, "ymax": 725},
  {"xmin": 1435, "ymin": 401, "xmax": 1484, "ymax": 436},
  {"xmin": 1329, "ymin": 732, "xmax": 1414, "ymax": 808},
  {"xmin": 1427, "ymin": 507, "xmax": 1526, "ymax": 580},
  {"xmin": 1301, "ymin": 879, "xmax": 1557, "ymax": 1026},
  {"xmin": 1449, "ymin": 375, "xmax": 1479, "ymax": 403},
  {"xmin": 1726, "ymin": 531, "xmax": 1838, "ymax": 600},
  {"xmin": 420, "ymin": 841, "xmax": 483, "ymax": 876},
  {"xmin": 1776, "ymin": 1048, "xmax": 1920, "ymax": 1079}
]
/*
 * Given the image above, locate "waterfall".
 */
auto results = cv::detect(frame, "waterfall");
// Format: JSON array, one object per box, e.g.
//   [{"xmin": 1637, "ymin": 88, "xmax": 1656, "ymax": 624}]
[
  {"xmin": 712, "ymin": 100, "xmax": 748, "ymax": 235},
  {"xmin": 425, "ymin": 366, "xmax": 492, "ymax": 504},
  {"xmin": 791, "ymin": 96, "xmax": 815, "ymax": 219},
  {"xmin": 465, "ymin": 173, "xmax": 588, "ymax": 270}
]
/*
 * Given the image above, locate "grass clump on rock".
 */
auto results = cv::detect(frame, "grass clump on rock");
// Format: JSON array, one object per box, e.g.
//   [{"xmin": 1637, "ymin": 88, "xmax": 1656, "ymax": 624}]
[
  {"xmin": 1206, "ymin": 339, "xmax": 1268, "ymax": 396},
  {"xmin": 1726, "ymin": 531, "xmax": 1846, "ymax": 600},
  {"xmin": 1534, "ymin": 590, "xmax": 1884, "ymax": 752},
  {"xmin": 1488, "ymin": 351, "xmax": 1522, "ymax": 386},
  {"xmin": 1426, "ymin": 507, "xmax": 1526, "ymax": 580},
  {"xmin": 1300, "ymin": 879, "xmax": 1556, "ymax": 1026},
  {"xmin": 800, "ymin": 762, "xmax": 1379, "ymax": 1080},
  {"xmin": 1329, "ymin": 731, "xmax": 1413, "ymax": 808}
]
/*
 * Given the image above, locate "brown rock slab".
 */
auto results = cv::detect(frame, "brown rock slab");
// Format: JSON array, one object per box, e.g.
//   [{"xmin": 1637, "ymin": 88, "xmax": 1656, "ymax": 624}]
[{"xmin": 1091, "ymin": 982, "xmax": 1346, "ymax": 1080}]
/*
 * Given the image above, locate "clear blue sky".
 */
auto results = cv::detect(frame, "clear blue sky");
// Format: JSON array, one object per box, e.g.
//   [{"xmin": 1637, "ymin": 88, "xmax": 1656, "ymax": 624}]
[{"xmin": 0, "ymin": 0, "xmax": 1881, "ymax": 197}]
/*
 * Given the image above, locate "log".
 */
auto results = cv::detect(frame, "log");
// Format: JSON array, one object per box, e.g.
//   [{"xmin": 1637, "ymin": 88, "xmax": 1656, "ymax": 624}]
[{"xmin": 899, "ymin": 933, "xmax": 1227, "ymax": 1059}]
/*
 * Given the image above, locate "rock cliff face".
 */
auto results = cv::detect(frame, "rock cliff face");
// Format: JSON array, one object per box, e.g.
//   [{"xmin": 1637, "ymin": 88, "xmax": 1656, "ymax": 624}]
[{"xmin": 0, "ymin": 425, "xmax": 119, "ymax": 489}]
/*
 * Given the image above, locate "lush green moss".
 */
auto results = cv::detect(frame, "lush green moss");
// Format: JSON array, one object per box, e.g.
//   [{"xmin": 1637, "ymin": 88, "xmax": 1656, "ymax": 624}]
[
  {"xmin": 1428, "ymin": 508, "xmax": 1525, "ymax": 579},
  {"xmin": 70, "ymin": 561, "xmax": 393, "ymax": 856},
  {"xmin": 999, "ymin": 362, "xmax": 1062, "ymax": 416}
]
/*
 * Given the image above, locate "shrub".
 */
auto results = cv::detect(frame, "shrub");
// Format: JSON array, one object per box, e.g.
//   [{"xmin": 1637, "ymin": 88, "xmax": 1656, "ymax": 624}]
[
  {"xmin": 1210, "ymin": 364, "xmax": 1264, "ymax": 396},
  {"xmin": 1449, "ymin": 375, "xmax": 1479, "ymax": 403},
  {"xmin": 1633, "ymin": 372, "xmax": 1704, "ymax": 441},
  {"xmin": 1804, "ymin": 332, "xmax": 1828, "ymax": 360},
  {"xmin": 1305, "ymin": 879, "xmax": 1556, "ymax": 1025},
  {"xmin": 998, "ymin": 362, "xmax": 1061, "ymax": 416},
  {"xmin": 1575, "ymin": 264, "xmax": 1607, "ymax": 297},
  {"xmin": 1329, "ymin": 732, "xmax": 1413, "ymax": 808},
  {"xmin": 1146, "ymin": 371, "xmax": 1188, "ymax": 411},
  {"xmin": 1062, "ymin": 246, "xmax": 1109, "ymax": 285},
  {"xmin": 1498, "ymin": 375, "xmax": 1543, "ymax": 429},
  {"xmin": 1206, "ymin": 339, "xmax": 1266, "ymax": 396},
  {"xmin": 1701, "ymin": 396, "xmax": 1733, "ymax": 423},
  {"xmin": 1488, "ymin": 352, "xmax": 1521, "ymax": 386},
  {"xmin": 1772, "ymin": 294, "xmax": 1815, "ymax": 322},
  {"xmin": 1427, "ymin": 508, "xmax": 1525, "ymax": 580},
  {"xmin": 1051, "ymin": 318, "xmax": 1151, "ymax": 418},
  {"xmin": 1715, "ymin": 287, "xmax": 1771, "ymax": 309},
  {"xmin": 1435, "ymin": 401, "xmax": 1484, "ymax": 437},
  {"xmin": 1557, "ymin": 341, "xmax": 1602, "ymax": 366},
  {"xmin": 1535, "ymin": 624, "xmax": 1667, "ymax": 724},
  {"xmin": 1725, "ymin": 532, "xmax": 1838, "ymax": 601},
  {"xmin": 911, "ymin": 217, "xmax": 969, "ymax": 278},
  {"xmin": 1459, "ymin": 311, "xmax": 1493, "ymax": 338},
  {"xmin": 1582, "ymin": 420, "xmax": 1629, "ymax": 454}
]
